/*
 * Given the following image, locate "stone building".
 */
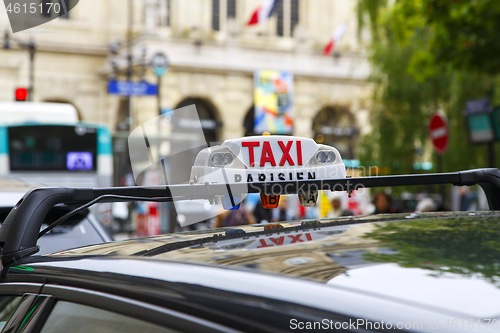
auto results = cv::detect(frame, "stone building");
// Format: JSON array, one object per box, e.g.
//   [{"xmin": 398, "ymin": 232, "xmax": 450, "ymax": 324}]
[{"xmin": 0, "ymin": 0, "xmax": 371, "ymax": 183}]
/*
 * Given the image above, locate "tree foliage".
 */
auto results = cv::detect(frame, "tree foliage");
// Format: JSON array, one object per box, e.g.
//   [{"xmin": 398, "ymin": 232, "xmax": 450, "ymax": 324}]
[
  {"xmin": 396, "ymin": 0, "xmax": 500, "ymax": 75},
  {"xmin": 357, "ymin": 0, "xmax": 500, "ymax": 175}
]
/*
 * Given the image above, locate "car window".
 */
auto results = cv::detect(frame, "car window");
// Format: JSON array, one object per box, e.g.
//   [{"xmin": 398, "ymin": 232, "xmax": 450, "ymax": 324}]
[
  {"xmin": 40, "ymin": 301, "xmax": 181, "ymax": 333},
  {"xmin": 0, "ymin": 296, "xmax": 23, "ymax": 330}
]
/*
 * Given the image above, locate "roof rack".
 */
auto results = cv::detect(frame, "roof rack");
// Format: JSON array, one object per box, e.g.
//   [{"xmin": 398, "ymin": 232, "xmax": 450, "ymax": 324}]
[{"xmin": 0, "ymin": 168, "xmax": 499, "ymax": 271}]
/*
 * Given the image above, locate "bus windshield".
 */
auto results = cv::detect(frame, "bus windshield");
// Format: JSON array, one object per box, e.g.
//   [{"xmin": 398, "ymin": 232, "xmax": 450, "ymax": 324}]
[{"xmin": 8, "ymin": 125, "xmax": 98, "ymax": 172}]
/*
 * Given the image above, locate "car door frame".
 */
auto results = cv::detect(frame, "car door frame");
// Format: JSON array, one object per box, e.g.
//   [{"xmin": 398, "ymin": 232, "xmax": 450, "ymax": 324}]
[
  {"xmin": 0, "ymin": 282, "xmax": 54, "ymax": 333},
  {"xmin": 0, "ymin": 282, "xmax": 42, "ymax": 295},
  {"xmin": 34, "ymin": 284, "xmax": 238, "ymax": 333}
]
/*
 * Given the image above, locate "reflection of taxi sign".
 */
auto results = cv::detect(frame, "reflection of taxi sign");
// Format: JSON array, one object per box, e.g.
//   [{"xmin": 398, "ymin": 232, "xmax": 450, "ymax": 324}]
[
  {"xmin": 190, "ymin": 135, "xmax": 346, "ymax": 210},
  {"xmin": 206, "ymin": 225, "xmax": 350, "ymax": 251}
]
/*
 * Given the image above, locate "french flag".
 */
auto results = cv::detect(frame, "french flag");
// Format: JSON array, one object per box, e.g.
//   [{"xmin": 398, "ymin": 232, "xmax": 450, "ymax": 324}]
[
  {"xmin": 247, "ymin": 0, "xmax": 279, "ymax": 26},
  {"xmin": 323, "ymin": 23, "xmax": 348, "ymax": 56}
]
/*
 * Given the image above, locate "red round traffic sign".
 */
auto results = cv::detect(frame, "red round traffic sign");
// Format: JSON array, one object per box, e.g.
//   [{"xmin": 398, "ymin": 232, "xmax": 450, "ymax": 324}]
[{"xmin": 429, "ymin": 113, "xmax": 449, "ymax": 154}]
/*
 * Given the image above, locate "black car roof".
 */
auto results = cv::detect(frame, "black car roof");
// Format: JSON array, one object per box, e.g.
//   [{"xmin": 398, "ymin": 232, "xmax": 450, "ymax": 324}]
[
  {"xmin": 2, "ymin": 168, "xmax": 499, "ymax": 268},
  {"xmin": 47, "ymin": 210, "xmax": 499, "ymax": 260},
  {"xmin": 2, "ymin": 168, "xmax": 500, "ymax": 329},
  {"xmin": 7, "ymin": 211, "xmax": 500, "ymax": 320}
]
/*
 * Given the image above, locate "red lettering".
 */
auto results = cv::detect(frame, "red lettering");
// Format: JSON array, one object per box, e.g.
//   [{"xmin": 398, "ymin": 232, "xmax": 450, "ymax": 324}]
[
  {"xmin": 288, "ymin": 234, "xmax": 304, "ymax": 243},
  {"xmin": 242, "ymin": 141, "xmax": 260, "ymax": 167},
  {"xmin": 305, "ymin": 233, "xmax": 312, "ymax": 241},
  {"xmin": 278, "ymin": 141, "xmax": 294, "ymax": 166},
  {"xmin": 260, "ymin": 141, "xmax": 276, "ymax": 166},
  {"xmin": 257, "ymin": 239, "xmax": 274, "ymax": 248},
  {"xmin": 270, "ymin": 237, "xmax": 285, "ymax": 246},
  {"xmin": 296, "ymin": 141, "xmax": 303, "ymax": 165}
]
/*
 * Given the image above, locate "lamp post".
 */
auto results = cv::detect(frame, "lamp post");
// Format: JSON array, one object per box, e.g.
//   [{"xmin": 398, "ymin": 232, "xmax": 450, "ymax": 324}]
[{"xmin": 126, "ymin": 0, "xmax": 133, "ymax": 132}]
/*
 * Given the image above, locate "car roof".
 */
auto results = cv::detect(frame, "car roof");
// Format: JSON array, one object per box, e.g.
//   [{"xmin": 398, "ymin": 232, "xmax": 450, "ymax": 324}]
[{"xmin": 11, "ymin": 211, "xmax": 500, "ymax": 319}]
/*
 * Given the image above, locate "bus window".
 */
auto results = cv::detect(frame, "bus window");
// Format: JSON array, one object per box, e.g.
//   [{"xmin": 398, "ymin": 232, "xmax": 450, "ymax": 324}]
[{"xmin": 8, "ymin": 125, "xmax": 97, "ymax": 172}]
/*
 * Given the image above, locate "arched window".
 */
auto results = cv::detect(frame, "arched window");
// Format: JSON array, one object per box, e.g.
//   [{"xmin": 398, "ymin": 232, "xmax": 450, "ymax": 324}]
[
  {"xmin": 175, "ymin": 97, "xmax": 221, "ymax": 144},
  {"xmin": 167, "ymin": 97, "xmax": 221, "ymax": 186},
  {"xmin": 243, "ymin": 105, "xmax": 256, "ymax": 137},
  {"xmin": 312, "ymin": 106, "xmax": 359, "ymax": 160}
]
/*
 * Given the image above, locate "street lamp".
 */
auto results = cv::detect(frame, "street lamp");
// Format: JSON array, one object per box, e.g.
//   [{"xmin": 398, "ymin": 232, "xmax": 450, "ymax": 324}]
[
  {"xmin": 3, "ymin": 31, "xmax": 36, "ymax": 102},
  {"xmin": 107, "ymin": 42, "xmax": 148, "ymax": 131}
]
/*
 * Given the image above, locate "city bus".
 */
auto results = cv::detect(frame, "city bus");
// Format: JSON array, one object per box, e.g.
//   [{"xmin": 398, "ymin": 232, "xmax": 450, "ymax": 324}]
[
  {"xmin": 0, "ymin": 102, "xmax": 113, "ymax": 226},
  {"xmin": 0, "ymin": 102, "xmax": 112, "ymax": 187}
]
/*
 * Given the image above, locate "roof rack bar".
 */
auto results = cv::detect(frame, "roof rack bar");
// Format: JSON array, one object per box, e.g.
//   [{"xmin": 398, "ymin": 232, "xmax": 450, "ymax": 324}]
[
  {"xmin": 87, "ymin": 172, "xmax": 462, "ymax": 199},
  {"xmin": 0, "ymin": 168, "xmax": 498, "ymax": 269}
]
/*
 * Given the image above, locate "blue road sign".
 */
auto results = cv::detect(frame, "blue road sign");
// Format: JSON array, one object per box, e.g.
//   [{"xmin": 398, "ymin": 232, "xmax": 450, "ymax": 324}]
[
  {"xmin": 161, "ymin": 108, "xmax": 174, "ymax": 115},
  {"xmin": 108, "ymin": 80, "xmax": 158, "ymax": 96}
]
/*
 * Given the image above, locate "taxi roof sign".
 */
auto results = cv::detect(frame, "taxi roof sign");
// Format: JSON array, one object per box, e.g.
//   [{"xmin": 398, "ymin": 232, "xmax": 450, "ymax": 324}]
[
  {"xmin": 191, "ymin": 135, "xmax": 346, "ymax": 184},
  {"xmin": 190, "ymin": 135, "xmax": 347, "ymax": 210},
  {"xmin": 206, "ymin": 225, "xmax": 351, "ymax": 252}
]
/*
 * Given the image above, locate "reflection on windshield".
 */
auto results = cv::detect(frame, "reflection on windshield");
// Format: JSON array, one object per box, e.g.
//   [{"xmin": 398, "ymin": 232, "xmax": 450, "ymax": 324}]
[{"xmin": 361, "ymin": 216, "xmax": 500, "ymax": 286}]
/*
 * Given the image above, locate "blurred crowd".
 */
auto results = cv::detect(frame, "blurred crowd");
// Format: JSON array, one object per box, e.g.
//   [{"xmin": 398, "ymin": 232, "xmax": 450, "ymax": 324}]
[
  {"xmin": 117, "ymin": 185, "xmax": 488, "ymax": 236},
  {"xmin": 205, "ymin": 185, "xmax": 488, "ymax": 229},
  {"xmin": 209, "ymin": 191, "xmax": 429, "ymax": 229}
]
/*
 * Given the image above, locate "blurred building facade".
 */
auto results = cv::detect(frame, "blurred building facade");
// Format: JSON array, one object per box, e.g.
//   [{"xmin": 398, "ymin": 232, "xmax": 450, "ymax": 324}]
[{"xmin": 0, "ymin": 0, "xmax": 371, "ymax": 170}]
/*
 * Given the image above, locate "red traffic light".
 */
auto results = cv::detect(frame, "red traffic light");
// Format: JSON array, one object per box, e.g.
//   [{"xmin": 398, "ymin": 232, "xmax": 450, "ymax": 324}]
[{"xmin": 15, "ymin": 88, "xmax": 28, "ymax": 101}]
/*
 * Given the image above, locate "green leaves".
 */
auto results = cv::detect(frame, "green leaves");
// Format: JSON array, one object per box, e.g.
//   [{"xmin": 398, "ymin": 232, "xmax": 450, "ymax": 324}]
[
  {"xmin": 389, "ymin": 0, "xmax": 500, "ymax": 74},
  {"xmin": 357, "ymin": 0, "xmax": 500, "ymax": 174}
]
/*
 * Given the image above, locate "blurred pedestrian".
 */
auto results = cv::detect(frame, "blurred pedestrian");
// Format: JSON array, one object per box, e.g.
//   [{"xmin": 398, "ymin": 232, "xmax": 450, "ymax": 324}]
[
  {"xmin": 326, "ymin": 193, "xmax": 353, "ymax": 218},
  {"xmin": 253, "ymin": 198, "xmax": 273, "ymax": 223},
  {"xmin": 458, "ymin": 186, "xmax": 479, "ymax": 211},
  {"xmin": 272, "ymin": 196, "xmax": 295, "ymax": 222},
  {"xmin": 373, "ymin": 192, "xmax": 401, "ymax": 214},
  {"xmin": 213, "ymin": 205, "xmax": 255, "ymax": 228}
]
